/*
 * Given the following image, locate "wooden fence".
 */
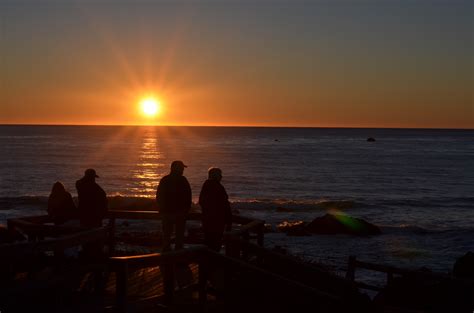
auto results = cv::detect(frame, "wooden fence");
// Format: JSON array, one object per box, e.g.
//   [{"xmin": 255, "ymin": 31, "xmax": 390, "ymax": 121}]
[{"xmin": 346, "ymin": 255, "xmax": 474, "ymax": 291}]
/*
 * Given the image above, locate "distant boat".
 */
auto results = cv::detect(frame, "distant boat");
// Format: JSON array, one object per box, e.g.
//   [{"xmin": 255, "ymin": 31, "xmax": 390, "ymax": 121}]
[{"xmin": 367, "ymin": 137, "xmax": 376, "ymax": 142}]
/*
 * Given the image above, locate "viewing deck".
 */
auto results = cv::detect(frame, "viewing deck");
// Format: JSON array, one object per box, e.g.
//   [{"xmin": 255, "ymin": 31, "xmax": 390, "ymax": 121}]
[{"xmin": 3, "ymin": 210, "xmax": 470, "ymax": 313}]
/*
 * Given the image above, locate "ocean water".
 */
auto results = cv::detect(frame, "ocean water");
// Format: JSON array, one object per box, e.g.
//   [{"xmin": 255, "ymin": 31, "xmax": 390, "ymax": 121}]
[{"xmin": 1, "ymin": 125, "xmax": 473, "ymax": 284}]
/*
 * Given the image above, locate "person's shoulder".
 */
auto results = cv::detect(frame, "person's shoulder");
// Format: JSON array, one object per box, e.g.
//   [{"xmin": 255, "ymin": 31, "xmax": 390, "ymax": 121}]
[
  {"xmin": 75, "ymin": 178, "xmax": 84, "ymax": 188},
  {"xmin": 202, "ymin": 179, "xmax": 213, "ymax": 187},
  {"xmin": 203, "ymin": 179, "xmax": 221, "ymax": 191},
  {"xmin": 180, "ymin": 176, "xmax": 191, "ymax": 185},
  {"xmin": 159, "ymin": 174, "xmax": 171, "ymax": 183}
]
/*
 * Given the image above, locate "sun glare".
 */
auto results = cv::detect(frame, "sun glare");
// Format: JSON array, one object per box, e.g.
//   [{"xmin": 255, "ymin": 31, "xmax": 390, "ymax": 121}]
[{"xmin": 140, "ymin": 97, "xmax": 160, "ymax": 117}]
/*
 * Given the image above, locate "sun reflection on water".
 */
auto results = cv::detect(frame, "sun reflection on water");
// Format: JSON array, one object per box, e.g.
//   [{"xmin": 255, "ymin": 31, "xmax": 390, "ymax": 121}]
[{"xmin": 131, "ymin": 135, "xmax": 165, "ymax": 197}]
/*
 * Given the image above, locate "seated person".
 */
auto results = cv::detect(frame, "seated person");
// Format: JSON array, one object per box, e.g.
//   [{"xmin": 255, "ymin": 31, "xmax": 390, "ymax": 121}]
[{"xmin": 48, "ymin": 181, "xmax": 77, "ymax": 225}]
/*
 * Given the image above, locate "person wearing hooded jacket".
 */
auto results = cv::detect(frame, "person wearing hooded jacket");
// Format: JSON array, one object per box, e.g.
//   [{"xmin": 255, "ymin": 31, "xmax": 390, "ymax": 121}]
[
  {"xmin": 199, "ymin": 167, "xmax": 232, "ymax": 251},
  {"xmin": 48, "ymin": 181, "xmax": 77, "ymax": 225}
]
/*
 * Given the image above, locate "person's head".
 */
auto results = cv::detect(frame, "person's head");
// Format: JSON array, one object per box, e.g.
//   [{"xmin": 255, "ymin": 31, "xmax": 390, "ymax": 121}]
[
  {"xmin": 170, "ymin": 160, "xmax": 187, "ymax": 176},
  {"xmin": 51, "ymin": 181, "xmax": 66, "ymax": 194},
  {"xmin": 84, "ymin": 168, "xmax": 99, "ymax": 181},
  {"xmin": 208, "ymin": 167, "xmax": 222, "ymax": 182}
]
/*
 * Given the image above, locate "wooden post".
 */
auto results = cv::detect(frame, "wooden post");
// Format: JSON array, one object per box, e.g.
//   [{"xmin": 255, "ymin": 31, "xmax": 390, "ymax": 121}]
[
  {"xmin": 387, "ymin": 271, "xmax": 393, "ymax": 285},
  {"xmin": 116, "ymin": 263, "xmax": 128, "ymax": 313},
  {"xmin": 257, "ymin": 223, "xmax": 264, "ymax": 247},
  {"xmin": 163, "ymin": 262, "xmax": 175, "ymax": 305},
  {"xmin": 108, "ymin": 217, "xmax": 116, "ymax": 255},
  {"xmin": 346, "ymin": 255, "xmax": 356, "ymax": 281},
  {"xmin": 225, "ymin": 236, "xmax": 239, "ymax": 258},
  {"xmin": 28, "ymin": 233, "xmax": 37, "ymax": 242},
  {"xmin": 198, "ymin": 261, "xmax": 207, "ymax": 311},
  {"xmin": 242, "ymin": 232, "xmax": 250, "ymax": 260},
  {"xmin": 224, "ymin": 234, "xmax": 232, "ymax": 257}
]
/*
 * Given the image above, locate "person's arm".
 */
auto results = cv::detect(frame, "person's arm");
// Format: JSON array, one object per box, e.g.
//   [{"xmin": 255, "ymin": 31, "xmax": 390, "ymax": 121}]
[
  {"xmin": 184, "ymin": 177, "xmax": 192, "ymax": 212},
  {"xmin": 47, "ymin": 195, "xmax": 54, "ymax": 216},
  {"xmin": 222, "ymin": 186, "xmax": 232, "ymax": 231},
  {"xmin": 156, "ymin": 179, "xmax": 164, "ymax": 211},
  {"xmin": 100, "ymin": 187, "xmax": 108, "ymax": 218},
  {"xmin": 66, "ymin": 193, "xmax": 75, "ymax": 210},
  {"xmin": 198, "ymin": 181, "xmax": 209, "ymax": 208},
  {"xmin": 66, "ymin": 192, "xmax": 78, "ymax": 218}
]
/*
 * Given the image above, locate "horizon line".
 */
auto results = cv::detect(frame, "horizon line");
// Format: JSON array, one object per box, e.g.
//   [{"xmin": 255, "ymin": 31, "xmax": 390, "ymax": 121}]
[{"xmin": 0, "ymin": 123, "xmax": 472, "ymax": 131}]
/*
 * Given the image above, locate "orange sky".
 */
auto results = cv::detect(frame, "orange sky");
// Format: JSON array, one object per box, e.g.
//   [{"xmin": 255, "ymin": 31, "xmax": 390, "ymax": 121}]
[{"xmin": 1, "ymin": 2, "xmax": 472, "ymax": 128}]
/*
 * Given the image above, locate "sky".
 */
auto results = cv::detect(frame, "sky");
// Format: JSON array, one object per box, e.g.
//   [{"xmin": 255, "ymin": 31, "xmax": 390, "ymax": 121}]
[{"xmin": 0, "ymin": 0, "xmax": 472, "ymax": 128}]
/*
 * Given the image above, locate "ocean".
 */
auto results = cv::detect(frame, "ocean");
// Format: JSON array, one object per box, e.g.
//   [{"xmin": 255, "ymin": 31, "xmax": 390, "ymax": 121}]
[{"xmin": 1, "ymin": 125, "xmax": 473, "ymax": 285}]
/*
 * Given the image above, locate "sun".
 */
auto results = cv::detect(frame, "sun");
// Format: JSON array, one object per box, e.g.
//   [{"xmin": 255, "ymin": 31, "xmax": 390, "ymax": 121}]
[{"xmin": 140, "ymin": 97, "xmax": 161, "ymax": 117}]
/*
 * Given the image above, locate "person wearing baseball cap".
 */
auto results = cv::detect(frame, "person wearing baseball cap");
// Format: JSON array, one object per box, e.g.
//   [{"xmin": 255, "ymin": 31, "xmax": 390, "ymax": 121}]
[
  {"xmin": 76, "ymin": 168, "xmax": 107, "ymax": 228},
  {"xmin": 76, "ymin": 168, "xmax": 108, "ymax": 260},
  {"xmin": 156, "ymin": 160, "xmax": 191, "ymax": 251}
]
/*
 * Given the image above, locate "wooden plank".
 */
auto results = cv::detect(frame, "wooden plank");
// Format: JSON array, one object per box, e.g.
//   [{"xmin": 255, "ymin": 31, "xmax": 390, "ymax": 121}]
[
  {"xmin": 109, "ymin": 246, "xmax": 208, "ymax": 270},
  {"xmin": 107, "ymin": 210, "xmax": 160, "ymax": 220},
  {"xmin": 226, "ymin": 219, "xmax": 265, "ymax": 237},
  {"xmin": 205, "ymin": 249, "xmax": 340, "ymax": 303},
  {"xmin": 0, "ymin": 227, "xmax": 108, "ymax": 258},
  {"xmin": 8, "ymin": 217, "xmax": 83, "ymax": 237},
  {"xmin": 353, "ymin": 259, "xmax": 474, "ymax": 285},
  {"xmin": 346, "ymin": 255, "xmax": 356, "ymax": 281}
]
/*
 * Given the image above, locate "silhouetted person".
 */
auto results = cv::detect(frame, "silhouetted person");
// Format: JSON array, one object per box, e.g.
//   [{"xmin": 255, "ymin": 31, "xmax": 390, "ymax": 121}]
[
  {"xmin": 156, "ymin": 161, "xmax": 192, "ymax": 251},
  {"xmin": 76, "ymin": 169, "xmax": 107, "ymax": 228},
  {"xmin": 48, "ymin": 181, "xmax": 77, "ymax": 225},
  {"xmin": 76, "ymin": 169, "xmax": 107, "ymax": 262},
  {"xmin": 199, "ymin": 167, "xmax": 232, "ymax": 251}
]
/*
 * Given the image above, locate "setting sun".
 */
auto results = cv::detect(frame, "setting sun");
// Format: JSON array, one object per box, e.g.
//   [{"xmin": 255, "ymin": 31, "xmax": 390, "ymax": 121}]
[{"xmin": 140, "ymin": 97, "xmax": 161, "ymax": 117}]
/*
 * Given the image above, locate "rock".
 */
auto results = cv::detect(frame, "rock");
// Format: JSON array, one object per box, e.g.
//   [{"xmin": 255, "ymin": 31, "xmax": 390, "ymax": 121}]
[
  {"xmin": 263, "ymin": 223, "xmax": 275, "ymax": 233},
  {"xmin": 121, "ymin": 220, "xmax": 130, "ymax": 227},
  {"xmin": 453, "ymin": 252, "xmax": 474, "ymax": 280},
  {"xmin": 374, "ymin": 266, "xmax": 473, "ymax": 312},
  {"xmin": 0, "ymin": 225, "xmax": 26, "ymax": 243},
  {"xmin": 367, "ymin": 137, "xmax": 376, "ymax": 142},
  {"xmin": 277, "ymin": 220, "xmax": 310, "ymax": 236},
  {"xmin": 373, "ymin": 269, "xmax": 438, "ymax": 311},
  {"xmin": 306, "ymin": 213, "xmax": 381, "ymax": 236},
  {"xmin": 271, "ymin": 245, "xmax": 288, "ymax": 255}
]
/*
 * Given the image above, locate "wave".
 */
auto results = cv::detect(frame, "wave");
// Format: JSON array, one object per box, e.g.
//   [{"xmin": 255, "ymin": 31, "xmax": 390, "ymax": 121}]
[
  {"xmin": 0, "ymin": 196, "xmax": 49, "ymax": 209},
  {"xmin": 376, "ymin": 197, "xmax": 474, "ymax": 209},
  {"xmin": 382, "ymin": 224, "xmax": 435, "ymax": 235},
  {"xmin": 231, "ymin": 199, "xmax": 359, "ymax": 212},
  {"xmin": 0, "ymin": 195, "xmax": 360, "ymax": 211},
  {"xmin": 381, "ymin": 224, "xmax": 474, "ymax": 236},
  {"xmin": 1, "ymin": 195, "xmax": 471, "ymax": 213}
]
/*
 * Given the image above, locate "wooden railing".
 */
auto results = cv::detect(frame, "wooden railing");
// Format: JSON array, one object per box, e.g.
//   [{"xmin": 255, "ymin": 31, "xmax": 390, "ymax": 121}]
[
  {"xmin": 223, "ymin": 237, "xmax": 360, "ymax": 301},
  {"xmin": 7, "ymin": 215, "xmax": 84, "ymax": 240},
  {"xmin": 202, "ymin": 248, "xmax": 341, "ymax": 312},
  {"xmin": 106, "ymin": 210, "xmax": 265, "ymax": 254},
  {"xmin": 5, "ymin": 211, "xmax": 267, "ymax": 312},
  {"xmin": 346, "ymin": 255, "xmax": 474, "ymax": 291},
  {"xmin": 109, "ymin": 245, "xmax": 209, "ymax": 312},
  {"xmin": 0, "ymin": 227, "xmax": 108, "ymax": 260},
  {"xmin": 108, "ymin": 245, "xmax": 341, "ymax": 313}
]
